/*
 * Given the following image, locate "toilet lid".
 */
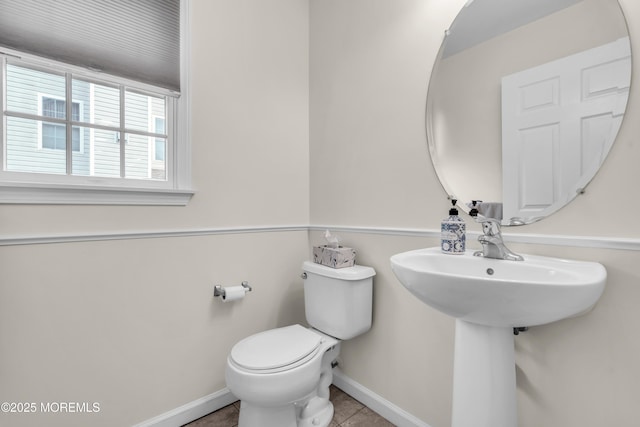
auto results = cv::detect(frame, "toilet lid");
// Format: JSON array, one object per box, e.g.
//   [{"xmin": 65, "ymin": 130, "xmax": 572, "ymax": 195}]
[{"xmin": 230, "ymin": 325, "xmax": 322, "ymax": 371}]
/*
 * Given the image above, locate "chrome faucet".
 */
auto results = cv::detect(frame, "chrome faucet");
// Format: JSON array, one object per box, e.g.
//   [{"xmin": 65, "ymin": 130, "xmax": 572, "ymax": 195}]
[{"xmin": 473, "ymin": 218, "xmax": 524, "ymax": 261}]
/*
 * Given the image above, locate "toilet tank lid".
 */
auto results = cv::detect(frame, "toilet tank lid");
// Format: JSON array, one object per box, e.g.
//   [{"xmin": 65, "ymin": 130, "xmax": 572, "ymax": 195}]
[{"xmin": 303, "ymin": 261, "xmax": 376, "ymax": 280}]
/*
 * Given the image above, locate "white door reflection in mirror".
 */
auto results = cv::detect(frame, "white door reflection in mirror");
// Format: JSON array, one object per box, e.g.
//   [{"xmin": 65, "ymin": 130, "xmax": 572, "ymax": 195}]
[{"xmin": 501, "ymin": 37, "xmax": 630, "ymax": 223}]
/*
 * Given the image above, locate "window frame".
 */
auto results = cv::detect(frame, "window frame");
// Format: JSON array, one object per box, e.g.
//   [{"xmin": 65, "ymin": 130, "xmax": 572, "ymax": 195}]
[{"xmin": 0, "ymin": 0, "xmax": 192, "ymax": 206}]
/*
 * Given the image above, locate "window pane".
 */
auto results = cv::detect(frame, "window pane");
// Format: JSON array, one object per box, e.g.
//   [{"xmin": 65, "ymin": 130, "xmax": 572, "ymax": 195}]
[
  {"xmin": 72, "ymin": 127, "xmax": 81, "ymax": 152},
  {"xmin": 6, "ymin": 116, "xmax": 66, "ymax": 174},
  {"xmin": 154, "ymin": 117, "xmax": 166, "ymax": 162},
  {"xmin": 125, "ymin": 90, "xmax": 166, "ymax": 132},
  {"xmin": 42, "ymin": 123, "xmax": 66, "ymax": 150},
  {"xmin": 73, "ymin": 79, "xmax": 120, "ymax": 127},
  {"xmin": 155, "ymin": 117, "xmax": 165, "ymax": 134},
  {"xmin": 153, "ymin": 138, "xmax": 167, "ymax": 180},
  {"xmin": 6, "ymin": 64, "xmax": 65, "ymax": 116},
  {"xmin": 88, "ymin": 129, "xmax": 121, "ymax": 178},
  {"xmin": 40, "ymin": 123, "xmax": 81, "ymax": 152},
  {"xmin": 71, "ymin": 126, "xmax": 89, "ymax": 176},
  {"xmin": 155, "ymin": 138, "xmax": 166, "ymax": 162},
  {"xmin": 42, "ymin": 98, "xmax": 65, "ymax": 119},
  {"xmin": 124, "ymin": 133, "xmax": 149, "ymax": 179}
]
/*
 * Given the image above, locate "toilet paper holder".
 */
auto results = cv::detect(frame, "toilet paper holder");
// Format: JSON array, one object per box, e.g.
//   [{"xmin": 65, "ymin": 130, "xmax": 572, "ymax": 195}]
[{"xmin": 214, "ymin": 281, "xmax": 252, "ymax": 299}]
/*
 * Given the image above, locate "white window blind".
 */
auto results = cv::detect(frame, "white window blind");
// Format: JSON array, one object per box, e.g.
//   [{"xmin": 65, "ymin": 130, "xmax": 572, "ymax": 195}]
[{"xmin": 0, "ymin": 0, "xmax": 180, "ymax": 92}]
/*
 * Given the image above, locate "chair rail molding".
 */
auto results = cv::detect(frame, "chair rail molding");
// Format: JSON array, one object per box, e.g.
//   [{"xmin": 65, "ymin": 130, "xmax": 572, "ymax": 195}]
[{"xmin": 0, "ymin": 224, "xmax": 638, "ymax": 251}]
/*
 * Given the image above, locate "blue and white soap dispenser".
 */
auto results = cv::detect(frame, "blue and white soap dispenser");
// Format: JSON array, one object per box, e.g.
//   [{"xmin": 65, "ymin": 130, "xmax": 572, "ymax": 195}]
[{"xmin": 441, "ymin": 198, "xmax": 465, "ymax": 254}]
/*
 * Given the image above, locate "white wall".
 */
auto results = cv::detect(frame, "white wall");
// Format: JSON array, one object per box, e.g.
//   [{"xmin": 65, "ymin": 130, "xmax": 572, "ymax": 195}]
[
  {"xmin": 0, "ymin": 1, "xmax": 309, "ymax": 426},
  {"xmin": 310, "ymin": 1, "xmax": 640, "ymax": 427}
]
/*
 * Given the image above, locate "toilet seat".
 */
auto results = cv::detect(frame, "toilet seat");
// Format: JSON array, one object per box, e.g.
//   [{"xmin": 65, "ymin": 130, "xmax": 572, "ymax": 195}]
[{"xmin": 230, "ymin": 325, "xmax": 323, "ymax": 374}]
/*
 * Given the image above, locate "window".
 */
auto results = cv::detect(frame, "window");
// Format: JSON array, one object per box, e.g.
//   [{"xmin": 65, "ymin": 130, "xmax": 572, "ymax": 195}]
[
  {"xmin": 41, "ymin": 97, "xmax": 81, "ymax": 152},
  {"xmin": 0, "ymin": 0, "xmax": 192, "ymax": 205}
]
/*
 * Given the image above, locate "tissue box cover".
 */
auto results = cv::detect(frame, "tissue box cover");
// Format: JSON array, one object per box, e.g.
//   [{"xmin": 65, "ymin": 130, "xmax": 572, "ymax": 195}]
[{"xmin": 313, "ymin": 245, "xmax": 356, "ymax": 269}]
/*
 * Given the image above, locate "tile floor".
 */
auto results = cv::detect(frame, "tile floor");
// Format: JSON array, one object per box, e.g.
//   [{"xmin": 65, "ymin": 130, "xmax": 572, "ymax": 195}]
[{"xmin": 184, "ymin": 385, "xmax": 395, "ymax": 427}]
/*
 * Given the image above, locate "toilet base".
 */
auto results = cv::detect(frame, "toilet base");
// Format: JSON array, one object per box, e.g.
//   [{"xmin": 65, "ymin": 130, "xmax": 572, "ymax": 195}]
[
  {"xmin": 298, "ymin": 343, "xmax": 337, "ymax": 427},
  {"xmin": 298, "ymin": 398, "xmax": 334, "ymax": 427},
  {"xmin": 237, "ymin": 399, "xmax": 334, "ymax": 427},
  {"xmin": 238, "ymin": 401, "xmax": 297, "ymax": 427}
]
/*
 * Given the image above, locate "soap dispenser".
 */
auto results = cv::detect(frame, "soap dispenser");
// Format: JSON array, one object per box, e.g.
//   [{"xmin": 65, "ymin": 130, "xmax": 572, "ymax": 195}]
[
  {"xmin": 441, "ymin": 198, "xmax": 465, "ymax": 254},
  {"xmin": 469, "ymin": 200, "xmax": 481, "ymax": 218}
]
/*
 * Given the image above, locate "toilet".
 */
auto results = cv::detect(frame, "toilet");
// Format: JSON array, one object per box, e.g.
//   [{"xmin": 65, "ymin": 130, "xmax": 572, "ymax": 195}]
[{"xmin": 225, "ymin": 260, "xmax": 375, "ymax": 427}]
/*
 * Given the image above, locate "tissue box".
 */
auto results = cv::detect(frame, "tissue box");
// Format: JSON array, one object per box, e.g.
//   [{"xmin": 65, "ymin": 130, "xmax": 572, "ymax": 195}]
[{"xmin": 313, "ymin": 245, "xmax": 356, "ymax": 269}]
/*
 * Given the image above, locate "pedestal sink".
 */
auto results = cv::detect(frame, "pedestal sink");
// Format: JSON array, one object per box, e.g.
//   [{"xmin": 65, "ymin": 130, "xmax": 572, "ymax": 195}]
[{"xmin": 390, "ymin": 247, "xmax": 606, "ymax": 427}]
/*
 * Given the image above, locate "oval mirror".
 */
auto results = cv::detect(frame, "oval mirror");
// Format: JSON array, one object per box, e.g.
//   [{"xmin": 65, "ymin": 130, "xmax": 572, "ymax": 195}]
[{"xmin": 427, "ymin": 0, "xmax": 631, "ymax": 226}]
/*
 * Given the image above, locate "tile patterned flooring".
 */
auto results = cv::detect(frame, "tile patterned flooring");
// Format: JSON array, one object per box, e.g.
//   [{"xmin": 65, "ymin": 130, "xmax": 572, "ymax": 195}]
[{"xmin": 184, "ymin": 385, "xmax": 395, "ymax": 427}]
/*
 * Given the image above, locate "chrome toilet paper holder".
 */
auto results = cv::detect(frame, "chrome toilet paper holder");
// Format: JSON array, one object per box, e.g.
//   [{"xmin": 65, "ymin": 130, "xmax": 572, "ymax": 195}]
[{"xmin": 214, "ymin": 281, "xmax": 252, "ymax": 299}]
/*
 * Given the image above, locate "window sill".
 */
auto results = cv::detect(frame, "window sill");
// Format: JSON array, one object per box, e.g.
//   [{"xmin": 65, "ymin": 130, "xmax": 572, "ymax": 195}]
[{"xmin": 0, "ymin": 182, "xmax": 194, "ymax": 206}]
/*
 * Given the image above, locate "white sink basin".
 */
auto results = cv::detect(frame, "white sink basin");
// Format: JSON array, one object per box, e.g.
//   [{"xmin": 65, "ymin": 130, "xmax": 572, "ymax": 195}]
[
  {"xmin": 390, "ymin": 247, "xmax": 607, "ymax": 327},
  {"xmin": 391, "ymin": 246, "xmax": 606, "ymax": 427}
]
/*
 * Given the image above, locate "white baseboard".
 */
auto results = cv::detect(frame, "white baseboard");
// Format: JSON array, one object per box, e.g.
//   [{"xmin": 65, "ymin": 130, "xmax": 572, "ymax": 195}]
[
  {"xmin": 132, "ymin": 371, "xmax": 431, "ymax": 427},
  {"xmin": 131, "ymin": 387, "xmax": 237, "ymax": 427},
  {"xmin": 332, "ymin": 368, "xmax": 432, "ymax": 427}
]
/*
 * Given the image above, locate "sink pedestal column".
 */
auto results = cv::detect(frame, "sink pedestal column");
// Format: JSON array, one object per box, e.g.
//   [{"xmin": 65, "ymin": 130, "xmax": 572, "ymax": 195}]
[{"xmin": 451, "ymin": 320, "xmax": 517, "ymax": 427}]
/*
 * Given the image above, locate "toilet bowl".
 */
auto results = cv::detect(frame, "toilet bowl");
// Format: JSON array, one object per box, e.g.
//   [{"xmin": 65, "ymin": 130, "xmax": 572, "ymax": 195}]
[
  {"xmin": 226, "ymin": 325, "xmax": 339, "ymax": 427},
  {"xmin": 225, "ymin": 261, "xmax": 375, "ymax": 427}
]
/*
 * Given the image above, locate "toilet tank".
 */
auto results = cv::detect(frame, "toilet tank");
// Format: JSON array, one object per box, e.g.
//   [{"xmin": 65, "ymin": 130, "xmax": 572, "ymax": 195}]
[{"xmin": 302, "ymin": 261, "xmax": 375, "ymax": 340}]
